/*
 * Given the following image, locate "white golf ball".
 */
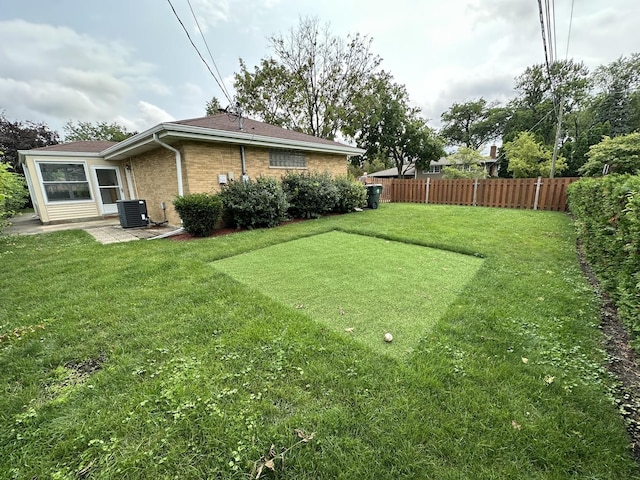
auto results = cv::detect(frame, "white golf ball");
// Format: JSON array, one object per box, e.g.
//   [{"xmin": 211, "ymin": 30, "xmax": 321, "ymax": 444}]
[{"xmin": 384, "ymin": 333, "xmax": 393, "ymax": 343}]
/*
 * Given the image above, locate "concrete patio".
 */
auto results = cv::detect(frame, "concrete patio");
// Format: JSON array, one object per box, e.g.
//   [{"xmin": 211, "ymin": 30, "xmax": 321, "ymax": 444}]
[{"xmin": 3, "ymin": 214, "xmax": 177, "ymax": 244}]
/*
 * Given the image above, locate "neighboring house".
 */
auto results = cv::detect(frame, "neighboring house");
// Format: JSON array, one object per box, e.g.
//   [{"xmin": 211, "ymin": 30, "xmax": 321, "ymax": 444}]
[
  {"xmin": 367, "ymin": 147, "xmax": 499, "ymax": 180},
  {"xmin": 368, "ymin": 164, "xmax": 415, "ymax": 179},
  {"xmin": 19, "ymin": 114, "xmax": 364, "ymax": 226},
  {"xmin": 415, "ymin": 146, "xmax": 500, "ymax": 180}
]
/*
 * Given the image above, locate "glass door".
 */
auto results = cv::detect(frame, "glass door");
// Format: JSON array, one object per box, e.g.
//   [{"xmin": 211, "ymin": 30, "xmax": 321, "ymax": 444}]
[{"xmin": 94, "ymin": 167, "xmax": 123, "ymax": 215}]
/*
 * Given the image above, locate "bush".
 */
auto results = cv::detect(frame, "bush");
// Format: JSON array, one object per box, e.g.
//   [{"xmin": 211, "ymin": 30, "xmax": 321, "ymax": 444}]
[
  {"xmin": 333, "ymin": 176, "xmax": 366, "ymax": 213},
  {"xmin": 220, "ymin": 177, "xmax": 289, "ymax": 229},
  {"xmin": 0, "ymin": 163, "xmax": 28, "ymax": 232},
  {"xmin": 281, "ymin": 171, "xmax": 339, "ymax": 219},
  {"xmin": 173, "ymin": 193, "xmax": 223, "ymax": 237},
  {"xmin": 567, "ymin": 175, "xmax": 640, "ymax": 335}
]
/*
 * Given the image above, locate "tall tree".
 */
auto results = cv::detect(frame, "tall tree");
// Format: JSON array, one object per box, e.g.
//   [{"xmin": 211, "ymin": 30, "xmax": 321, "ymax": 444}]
[
  {"xmin": 0, "ymin": 113, "xmax": 59, "ymax": 174},
  {"xmin": 345, "ymin": 73, "xmax": 443, "ymax": 177},
  {"xmin": 234, "ymin": 16, "xmax": 381, "ymax": 139},
  {"xmin": 63, "ymin": 121, "xmax": 135, "ymax": 142},
  {"xmin": 205, "ymin": 97, "xmax": 224, "ymax": 116},
  {"xmin": 504, "ymin": 60, "xmax": 591, "ymax": 146},
  {"xmin": 590, "ymin": 53, "xmax": 640, "ymax": 136},
  {"xmin": 440, "ymin": 98, "xmax": 507, "ymax": 150}
]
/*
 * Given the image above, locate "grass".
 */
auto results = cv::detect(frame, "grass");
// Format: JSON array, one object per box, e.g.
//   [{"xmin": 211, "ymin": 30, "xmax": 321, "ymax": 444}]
[
  {"xmin": 213, "ymin": 231, "xmax": 484, "ymax": 357},
  {"xmin": 0, "ymin": 203, "xmax": 638, "ymax": 479}
]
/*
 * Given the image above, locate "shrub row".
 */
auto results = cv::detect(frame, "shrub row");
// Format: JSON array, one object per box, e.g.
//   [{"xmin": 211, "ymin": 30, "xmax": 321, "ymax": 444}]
[
  {"xmin": 567, "ymin": 175, "xmax": 640, "ymax": 335},
  {"xmin": 173, "ymin": 172, "xmax": 367, "ymax": 234}
]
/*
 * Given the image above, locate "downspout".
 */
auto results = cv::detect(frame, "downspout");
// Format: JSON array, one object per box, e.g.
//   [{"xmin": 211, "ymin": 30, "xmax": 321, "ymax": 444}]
[
  {"xmin": 239, "ymin": 145, "xmax": 247, "ymax": 176},
  {"xmin": 152, "ymin": 133, "xmax": 184, "ymax": 196}
]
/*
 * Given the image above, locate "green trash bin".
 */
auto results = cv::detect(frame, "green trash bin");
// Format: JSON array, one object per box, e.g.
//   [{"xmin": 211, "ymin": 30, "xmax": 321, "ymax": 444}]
[{"xmin": 366, "ymin": 184, "xmax": 383, "ymax": 209}]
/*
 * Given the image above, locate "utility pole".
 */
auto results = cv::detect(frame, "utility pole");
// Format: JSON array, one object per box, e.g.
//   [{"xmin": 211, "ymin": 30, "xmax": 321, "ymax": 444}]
[{"xmin": 550, "ymin": 96, "xmax": 564, "ymax": 178}]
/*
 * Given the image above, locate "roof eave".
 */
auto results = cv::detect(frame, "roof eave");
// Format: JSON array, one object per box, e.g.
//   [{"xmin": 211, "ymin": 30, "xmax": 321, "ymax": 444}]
[
  {"xmin": 17, "ymin": 149, "xmax": 105, "ymax": 162},
  {"xmin": 102, "ymin": 123, "xmax": 365, "ymax": 159}
]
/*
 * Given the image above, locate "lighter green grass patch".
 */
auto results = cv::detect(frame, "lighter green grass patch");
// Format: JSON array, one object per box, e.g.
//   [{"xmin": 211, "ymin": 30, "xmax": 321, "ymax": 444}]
[{"xmin": 213, "ymin": 231, "xmax": 484, "ymax": 357}]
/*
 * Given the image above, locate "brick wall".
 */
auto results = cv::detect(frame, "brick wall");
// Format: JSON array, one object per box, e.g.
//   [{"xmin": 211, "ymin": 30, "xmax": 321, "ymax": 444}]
[
  {"xmin": 128, "ymin": 147, "xmax": 181, "ymax": 225},
  {"xmin": 128, "ymin": 141, "xmax": 350, "ymax": 226}
]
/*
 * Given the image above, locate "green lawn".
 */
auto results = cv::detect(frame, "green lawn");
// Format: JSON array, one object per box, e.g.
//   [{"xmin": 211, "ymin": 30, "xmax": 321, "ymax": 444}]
[
  {"xmin": 213, "ymin": 231, "xmax": 484, "ymax": 357},
  {"xmin": 1, "ymin": 204, "xmax": 638, "ymax": 479}
]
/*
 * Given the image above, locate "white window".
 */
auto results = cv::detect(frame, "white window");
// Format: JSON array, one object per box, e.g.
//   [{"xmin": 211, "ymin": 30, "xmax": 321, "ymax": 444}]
[
  {"xmin": 269, "ymin": 150, "xmax": 307, "ymax": 168},
  {"xmin": 39, "ymin": 163, "xmax": 91, "ymax": 202},
  {"xmin": 423, "ymin": 165, "xmax": 442, "ymax": 175}
]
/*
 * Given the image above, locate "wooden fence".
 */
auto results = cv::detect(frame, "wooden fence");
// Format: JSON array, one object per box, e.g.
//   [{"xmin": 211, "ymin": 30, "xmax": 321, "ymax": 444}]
[{"xmin": 367, "ymin": 177, "xmax": 579, "ymax": 211}]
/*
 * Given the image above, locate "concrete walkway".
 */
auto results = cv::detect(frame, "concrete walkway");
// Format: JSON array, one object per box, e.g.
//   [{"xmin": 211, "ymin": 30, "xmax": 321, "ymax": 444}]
[{"xmin": 3, "ymin": 214, "xmax": 176, "ymax": 244}]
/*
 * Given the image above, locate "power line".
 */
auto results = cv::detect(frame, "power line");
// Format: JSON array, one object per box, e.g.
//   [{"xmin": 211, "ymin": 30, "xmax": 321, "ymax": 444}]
[
  {"xmin": 166, "ymin": 0, "xmax": 233, "ymax": 105},
  {"xmin": 565, "ymin": 0, "xmax": 575, "ymax": 60},
  {"xmin": 186, "ymin": 0, "xmax": 233, "ymax": 104}
]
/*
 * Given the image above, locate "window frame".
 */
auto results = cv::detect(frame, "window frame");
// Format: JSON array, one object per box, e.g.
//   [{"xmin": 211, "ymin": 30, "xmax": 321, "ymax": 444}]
[
  {"xmin": 423, "ymin": 165, "xmax": 443, "ymax": 175},
  {"xmin": 36, "ymin": 161, "xmax": 94, "ymax": 204},
  {"xmin": 269, "ymin": 150, "xmax": 307, "ymax": 169}
]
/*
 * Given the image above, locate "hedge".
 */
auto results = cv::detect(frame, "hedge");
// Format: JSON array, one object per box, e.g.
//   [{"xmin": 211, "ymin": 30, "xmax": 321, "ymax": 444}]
[
  {"xmin": 567, "ymin": 175, "xmax": 640, "ymax": 335},
  {"xmin": 220, "ymin": 177, "xmax": 289, "ymax": 229},
  {"xmin": 173, "ymin": 193, "xmax": 223, "ymax": 237},
  {"xmin": 281, "ymin": 171, "xmax": 339, "ymax": 219}
]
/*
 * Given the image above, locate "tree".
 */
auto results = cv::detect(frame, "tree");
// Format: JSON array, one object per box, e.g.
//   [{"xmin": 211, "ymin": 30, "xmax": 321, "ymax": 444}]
[
  {"xmin": 591, "ymin": 53, "xmax": 640, "ymax": 136},
  {"xmin": 234, "ymin": 16, "xmax": 381, "ymax": 139},
  {"xmin": 345, "ymin": 73, "xmax": 443, "ymax": 177},
  {"xmin": 503, "ymin": 60, "xmax": 591, "ymax": 146},
  {"xmin": 504, "ymin": 131, "xmax": 566, "ymax": 178},
  {"xmin": 63, "ymin": 121, "xmax": 135, "ymax": 142},
  {"xmin": 440, "ymin": 98, "xmax": 507, "ymax": 150},
  {"xmin": 579, "ymin": 132, "xmax": 640, "ymax": 176},
  {"xmin": 0, "ymin": 113, "xmax": 59, "ymax": 174},
  {"xmin": 441, "ymin": 147, "xmax": 488, "ymax": 179},
  {"xmin": 205, "ymin": 97, "xmax": 224, "ymax": 116}
]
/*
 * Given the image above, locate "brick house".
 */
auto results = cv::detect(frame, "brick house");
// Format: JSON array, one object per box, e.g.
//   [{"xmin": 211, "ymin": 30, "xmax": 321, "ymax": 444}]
[{"xmin": 19, "ymin": 114, "xmax": 364, "ymax": 226}]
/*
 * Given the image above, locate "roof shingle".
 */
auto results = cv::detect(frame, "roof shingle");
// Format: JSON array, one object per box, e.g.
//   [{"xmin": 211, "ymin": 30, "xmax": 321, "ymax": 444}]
[{"xmin": 173, "ymin": 114, "xmax": 350, "ymax": 148}]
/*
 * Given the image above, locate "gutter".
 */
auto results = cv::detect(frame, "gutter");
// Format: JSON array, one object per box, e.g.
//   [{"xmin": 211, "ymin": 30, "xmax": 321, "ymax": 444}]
[{"xmin": 152, "ymin": 133, "xmax": 184, "ymax": 196}]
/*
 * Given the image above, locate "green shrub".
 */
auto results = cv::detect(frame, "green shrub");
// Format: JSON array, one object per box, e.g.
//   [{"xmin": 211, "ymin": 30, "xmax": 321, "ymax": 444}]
[
  {"xmin": 0, "ymin": 163, "xmax": 28, "ymax": 232},
  {"xmin": 173, "ymin": 193, "xmax": 223, "ymax": 237},
  {"xmin": 281, "ymin": 171, "xmax": 339, "ymax": 219},
  {"xmin": 220, "ymin": 177, "xmax": 289, "ymax": 229},
  {"xmin": 333, "ymin": 176, "xmax": 367, "ymax": 213},
  {"xmin": 568, "ymin": 175, "xmax": 640, "ymax": 335}
]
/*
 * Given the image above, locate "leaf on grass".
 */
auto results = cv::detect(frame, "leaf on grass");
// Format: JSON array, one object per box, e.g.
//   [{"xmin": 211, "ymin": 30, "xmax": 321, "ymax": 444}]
[
  {"xmin": 268, "ymin": 444, "xmax": 276, "ymax": 458},
  {"xmin": 545, "ymin": 375, "xmax": 555, "ymax": 385},
  {"xmin": 254, "ymin": 463, "xmax": 264, "ymax": 479},
  {"xmin": 345, "ymin": 327, "xmax": 354, "ymax": 333},
  {"xmin": 521, "ymin": 357, "xmax": 529, "ymax": 364},
  {"xmin": 295, "ymin": 304, "xmax": 305, "ymax": 309},
  {"xmin": 264, "ymin": 459, "xmax": 276, "ymax": 471},
  {"xmin": 295, "ymin": 428, "xmax": 315, "ymax": 442},
  {"xmin": 511, "ymin": 420, "xmax": 522, "ymax": 430},
  {"xmin": 338, "ymin": 308, "xmax": 345, "ymax": 315}
]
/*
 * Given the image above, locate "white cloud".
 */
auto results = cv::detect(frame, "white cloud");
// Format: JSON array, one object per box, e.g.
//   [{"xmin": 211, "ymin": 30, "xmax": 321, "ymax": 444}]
[
  {"xmin": 0, "ymin": 19, "xmax": 167, "ymax": 130},
  {"xmin": 189, "ymin": 0, "xmax": 230, "ymax": 32},
  {"xmin": 114, "ymin": 101, "xmax": 176, "ymax": 133}
]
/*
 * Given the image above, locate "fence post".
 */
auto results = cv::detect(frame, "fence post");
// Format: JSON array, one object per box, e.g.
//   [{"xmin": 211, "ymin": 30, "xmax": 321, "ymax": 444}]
[
  {"xmin": 472, "ymin": 179, "xmax": 478, "ymax": 207},
  {"xmin": 533, "ymin": 177, "xmax": 542, "ymax": 210},
  {"xmin": 425, "ymin": 178, "xmax": 430, "ymax": 204}
]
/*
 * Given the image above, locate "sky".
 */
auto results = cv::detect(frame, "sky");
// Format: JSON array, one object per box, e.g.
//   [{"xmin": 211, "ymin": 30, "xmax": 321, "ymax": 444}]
[{"xmin": 1, "ymin": 0, "xmax": 639, "ymax": 139}]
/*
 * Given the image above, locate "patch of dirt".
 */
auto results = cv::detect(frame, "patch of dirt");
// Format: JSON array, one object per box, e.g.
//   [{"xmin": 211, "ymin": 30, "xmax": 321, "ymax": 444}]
[
  {"xmin": 65, "ymin": 353, "xmax": 107, "ymax": 376},
  {"xmin": 577, "ymin": 239, "xmax": 640, "ymax": 461}
]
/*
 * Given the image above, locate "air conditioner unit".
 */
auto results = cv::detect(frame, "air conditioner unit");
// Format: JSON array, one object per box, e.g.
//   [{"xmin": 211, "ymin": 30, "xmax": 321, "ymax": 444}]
[{"xmin": 117, "ymin": 200, "xmax": 149, "ymax": 228}]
